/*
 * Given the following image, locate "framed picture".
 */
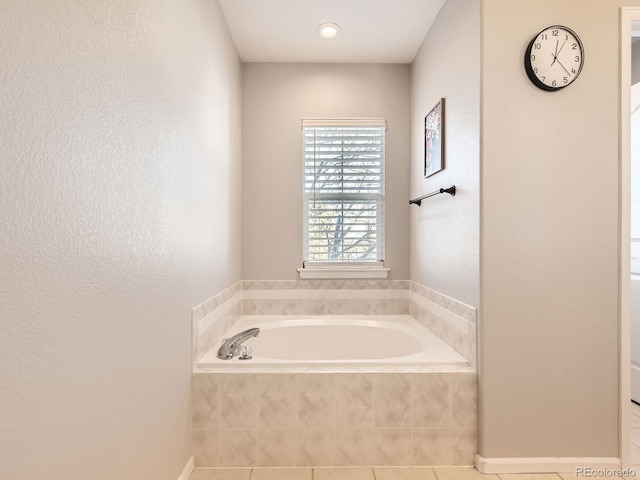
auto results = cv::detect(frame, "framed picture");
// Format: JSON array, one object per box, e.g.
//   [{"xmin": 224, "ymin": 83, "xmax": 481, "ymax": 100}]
[{"xmin": 424, "ymin": 98, "xmax": 445, "ymax": 178}]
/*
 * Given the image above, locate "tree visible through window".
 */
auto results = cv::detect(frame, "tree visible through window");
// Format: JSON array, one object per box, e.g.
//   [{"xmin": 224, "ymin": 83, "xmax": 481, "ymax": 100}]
[{"xmin": 302, "ymin": 119, "xmax": 385, "ymax": 264}]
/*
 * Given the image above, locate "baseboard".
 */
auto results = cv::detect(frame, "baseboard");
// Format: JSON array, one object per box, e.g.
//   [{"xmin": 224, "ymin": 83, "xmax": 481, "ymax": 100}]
[
  {"xmin": 475, "ymin": 455, "xmax": 621, "ymax": 474},
  {"xmin": 177, "ymin": 455, "xmax": 194, "ymax": 480}
]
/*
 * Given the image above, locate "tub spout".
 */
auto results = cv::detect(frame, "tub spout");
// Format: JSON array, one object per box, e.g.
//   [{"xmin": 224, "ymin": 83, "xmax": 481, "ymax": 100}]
[{"xmin": 216, "ymin": 328, "xmax": 260, "ymax": 360}]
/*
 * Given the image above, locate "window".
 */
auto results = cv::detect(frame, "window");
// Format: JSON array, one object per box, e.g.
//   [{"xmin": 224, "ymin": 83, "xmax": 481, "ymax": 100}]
[{"xmin": 301, "ymin": 118, "xmax": 386, "ymax": 277}]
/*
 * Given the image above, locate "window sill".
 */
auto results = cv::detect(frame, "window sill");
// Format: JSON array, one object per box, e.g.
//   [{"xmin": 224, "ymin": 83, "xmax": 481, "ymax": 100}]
[{"xmin": 297, "ymin": 267, "xmax": 390, "ymax": 280}]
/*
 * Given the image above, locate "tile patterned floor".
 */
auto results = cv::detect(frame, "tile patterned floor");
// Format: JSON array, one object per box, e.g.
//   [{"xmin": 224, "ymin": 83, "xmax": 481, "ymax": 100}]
[
  {"xmin": 189, "ymin": 403, "xmax": 640, "ymax": 480},
  {"xmin": 632, "ymin": 401, "xmax": 640, "ymax": 466},
  {"xmin": 188, "ymin": 468, "xmax": 640, "ymax": 480}
]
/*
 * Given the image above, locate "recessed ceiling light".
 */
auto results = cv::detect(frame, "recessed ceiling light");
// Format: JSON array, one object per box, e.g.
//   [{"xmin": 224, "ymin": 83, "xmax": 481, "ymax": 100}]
[{"xmin": 317, "ymin": 22, "xmax": 341, "ymax": 39}]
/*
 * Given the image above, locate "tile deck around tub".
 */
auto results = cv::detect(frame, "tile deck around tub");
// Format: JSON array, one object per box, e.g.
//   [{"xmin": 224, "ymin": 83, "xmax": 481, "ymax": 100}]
[
  {"xmin": 191, "ymin": 282, "xmax": 479, "ymax": 471},
  {"xmin": 194, "ymin": 280, "xmax": 477, "ymax": 373}
]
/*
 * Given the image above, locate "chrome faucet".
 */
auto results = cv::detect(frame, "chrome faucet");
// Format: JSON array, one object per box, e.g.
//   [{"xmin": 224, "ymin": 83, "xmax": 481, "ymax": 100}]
[{"xmin": 216, "ymin": 328, "xmax": 260, "ymax": 360}]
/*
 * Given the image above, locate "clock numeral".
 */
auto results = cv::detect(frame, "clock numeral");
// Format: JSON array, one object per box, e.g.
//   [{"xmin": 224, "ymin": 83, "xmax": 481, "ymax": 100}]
[
  {"xmin": 552, "ymin": 80, "xmax": 557, "ymax": 87},
  {"xmin": 571, "ymin": 68, "xmax": 576, "ymax": 74},
  {"xmin": 531, "ymin": 54, "xmax": 536, "ymax": 61},
  {"xmin": 541, "ymin": 33, "xmax": 548, "ymax": 40},
  {"xmin": 575, "ymin": 55, "xmax": 580, "ymax": 62},
  {"xmin": 572, "ymin": 43, "xmax": 578, "ymax": 50},
  {"xmin": 541, "ymin": 76, "xmax": 546, "ymax": 82},
  {"xmin": 533, "ymin": 67, "xmax": 538, "ymax": 74},
  {"xmin": 534, "ymin": 42, "xmax": 542, "ymax": 50},
  {"xmin": 552, "ymin": 29, "xmax": 559, "ymax": 36},
  {"xmin": 563, "ymin": 77, "xmax": 568, "ymax": 84}
]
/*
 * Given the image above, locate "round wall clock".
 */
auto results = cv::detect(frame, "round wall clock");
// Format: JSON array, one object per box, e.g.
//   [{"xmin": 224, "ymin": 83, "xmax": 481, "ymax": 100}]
[{"xmin": 524, "ymin": 25, "xmax": 584, "ymax": 91}]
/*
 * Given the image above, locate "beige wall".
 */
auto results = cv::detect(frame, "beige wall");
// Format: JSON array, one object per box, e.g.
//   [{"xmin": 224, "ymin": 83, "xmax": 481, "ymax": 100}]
[
  {"xmin": 242, "ymin": 63, "xmax": 411, "ymax": 280},
  {"xmin": 409, "ymin": 0, "xmax": 480, "ymax": 307},
  {"xmin": 479, "ymin": 0, "xmax": 640, "ymax": 458},
  {"xmin": 0, "ymin": 1, "xmax": 241, "ymax": 479}
]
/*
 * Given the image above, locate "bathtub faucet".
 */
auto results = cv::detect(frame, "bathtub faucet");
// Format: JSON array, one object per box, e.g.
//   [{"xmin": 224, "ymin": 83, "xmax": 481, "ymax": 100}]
[{"xmin": 216, "ymin": 328, "xmax": 260, "ymax": 360}]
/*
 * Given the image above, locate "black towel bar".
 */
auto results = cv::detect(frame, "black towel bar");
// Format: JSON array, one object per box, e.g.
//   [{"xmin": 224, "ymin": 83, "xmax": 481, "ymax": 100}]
[{"xmin": 409, "ymin": 185, "xmax": 456, "ymax": 206}]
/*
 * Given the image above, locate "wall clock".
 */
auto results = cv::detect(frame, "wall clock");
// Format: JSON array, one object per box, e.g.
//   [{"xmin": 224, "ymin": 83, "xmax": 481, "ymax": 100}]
[{"xmin": 524, "ymin": 25, "xmax": 584, "ymax": 91}]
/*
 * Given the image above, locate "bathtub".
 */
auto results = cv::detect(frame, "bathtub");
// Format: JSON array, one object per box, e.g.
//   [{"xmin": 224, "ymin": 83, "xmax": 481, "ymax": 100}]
[
  {"xmin": 193, "ymin": 314, "xmax": 477, "ymax": 467},
  {"xmin": 197, "ymin": 314, "xmax": 469, "ymax": 370}
]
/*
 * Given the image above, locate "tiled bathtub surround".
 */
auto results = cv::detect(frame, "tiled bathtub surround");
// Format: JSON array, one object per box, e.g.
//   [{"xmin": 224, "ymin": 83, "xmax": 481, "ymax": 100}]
[
  {"xmin": 193, "ymin": 280, "xmax": 477, "ymax": 369},
  {"xmin": 241, "ymin": 280, "xmax": 410, "ymax": 316},
  {"xmin": 242, "ymin": 280, "xmax": 411, "ymax": 290},
  {"xmin": 193, "ymin": 282, "xmax": 243, "ymax": 368},
  {"xmin": 192, "ymin": 281, "xmax": 478, "ymax": 467},
  {"xmin": 191, "ymin": 372, "xmax": 476, "ymax": 467},
  {"xmin": 408, "ymin": 283, "xmax": 477, "ymax": 368}
]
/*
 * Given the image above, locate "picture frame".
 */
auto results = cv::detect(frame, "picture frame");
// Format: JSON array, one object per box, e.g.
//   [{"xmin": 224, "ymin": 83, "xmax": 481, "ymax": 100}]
[{"xmin": 424, "ymin": 98, "xmax": 445, "ymax": 178}]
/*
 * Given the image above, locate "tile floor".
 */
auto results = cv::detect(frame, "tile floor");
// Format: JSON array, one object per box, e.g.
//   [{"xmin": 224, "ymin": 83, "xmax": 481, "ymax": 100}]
[
  {"xmin": 189, "ymin": 403, "xmax": 640, "ymax": 480},
  {"xmin": 632, "ymin": 401, "xmax": 640, "ymax": 466},
  {"xmin": 188, "ymin": 468, "xmax": 640, "ymax": 480}
]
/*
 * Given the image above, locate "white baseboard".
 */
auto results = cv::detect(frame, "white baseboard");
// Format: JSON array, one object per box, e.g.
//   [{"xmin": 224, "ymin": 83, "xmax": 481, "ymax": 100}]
[
  {"xmin": 475, "ymin": 455, "xmax": 621, "ymax": 474},
  {"xmin": 177, "ymin": 455, "xmax": 194, "ymax": 480}
]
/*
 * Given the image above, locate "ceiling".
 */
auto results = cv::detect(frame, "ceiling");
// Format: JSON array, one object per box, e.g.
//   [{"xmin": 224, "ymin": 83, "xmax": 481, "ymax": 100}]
[{"xmin": 217, "ymin": 0, "xmax": 447, "ymax": 63}]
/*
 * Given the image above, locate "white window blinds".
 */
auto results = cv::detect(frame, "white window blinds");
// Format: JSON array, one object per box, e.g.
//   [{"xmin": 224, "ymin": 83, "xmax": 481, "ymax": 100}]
[{"xmin": 302, "ymin": 118, "xmax": 386, "ymax": 264}]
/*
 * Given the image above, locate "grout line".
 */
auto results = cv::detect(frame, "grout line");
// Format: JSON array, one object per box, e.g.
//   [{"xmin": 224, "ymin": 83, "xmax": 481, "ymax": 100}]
[{"xmin": 433, "ymin": 467, "xmax": 442, "ymax": 480}]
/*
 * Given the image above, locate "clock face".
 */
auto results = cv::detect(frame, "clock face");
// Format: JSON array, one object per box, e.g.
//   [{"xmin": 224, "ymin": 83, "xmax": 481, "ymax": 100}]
[{"xmin": 525, "ymin": 25, "xmax": 584, "ymax": 91}]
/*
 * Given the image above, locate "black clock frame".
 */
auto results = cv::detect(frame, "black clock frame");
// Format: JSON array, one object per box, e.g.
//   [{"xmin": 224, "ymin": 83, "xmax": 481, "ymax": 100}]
[{"xmin": 524, "ymin": 25, "xmax": 584, "ymax": 92}]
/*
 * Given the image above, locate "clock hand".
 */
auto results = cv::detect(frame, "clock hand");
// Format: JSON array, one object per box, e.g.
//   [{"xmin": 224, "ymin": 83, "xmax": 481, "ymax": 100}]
[
  {"xmin": 556, "ymin": 38, "xmax": 568, "ymax": 57},
  {"xmin": 554, "ymin": 56, "xmax": 572, "ymax": 77},
  {"xmin": 551, "ymin": 40, "xmax": 559, "ymax": 66}
]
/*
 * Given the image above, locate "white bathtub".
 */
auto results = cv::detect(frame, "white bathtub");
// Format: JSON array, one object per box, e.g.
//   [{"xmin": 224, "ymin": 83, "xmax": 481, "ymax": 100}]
[{"xmin": 198, "ymin": 315, "xmax": 469, "ymax": 371}]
